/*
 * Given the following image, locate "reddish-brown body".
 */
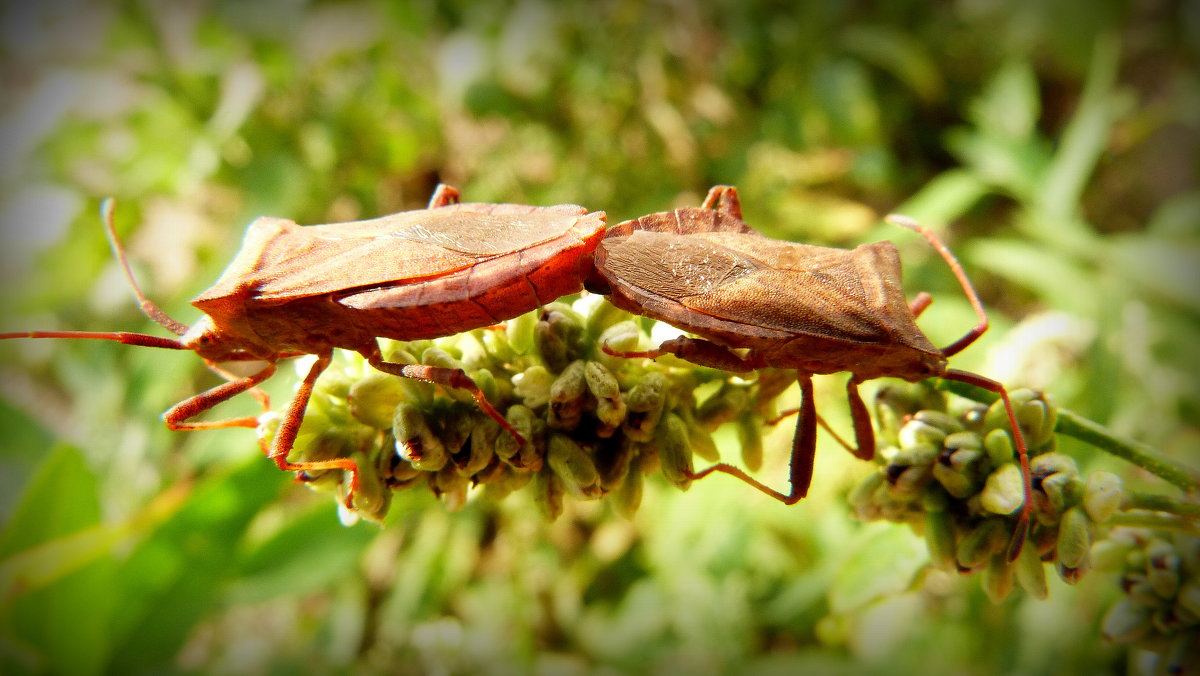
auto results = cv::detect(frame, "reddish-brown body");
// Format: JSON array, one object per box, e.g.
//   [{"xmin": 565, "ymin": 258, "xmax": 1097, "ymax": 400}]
[
  {"xmin": 2, "ymin": 185, "xmax": 607, "ymax": 512},
  {"xmin": 588, "ymin": 185, "xmax": 1032, "ymax": 559}
]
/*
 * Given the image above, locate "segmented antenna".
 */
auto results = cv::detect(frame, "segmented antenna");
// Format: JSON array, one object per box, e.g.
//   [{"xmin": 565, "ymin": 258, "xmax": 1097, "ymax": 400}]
[{"xmin": 101, "ymin": 198, "xmax": 190, "ymax": 337}]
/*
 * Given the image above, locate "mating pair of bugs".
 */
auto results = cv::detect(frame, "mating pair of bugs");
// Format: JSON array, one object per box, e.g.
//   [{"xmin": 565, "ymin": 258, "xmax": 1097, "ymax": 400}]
[{"xmin": 2, "ymin": 184, "xmax": 1032, "ymax": 557}]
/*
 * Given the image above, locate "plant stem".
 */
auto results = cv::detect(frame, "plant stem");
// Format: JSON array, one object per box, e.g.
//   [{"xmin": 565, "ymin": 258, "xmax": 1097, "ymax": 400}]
[
  {"xmin": 1123, "ymin": 492, "xmax": 1200, "ymax": 517},
  {"xmin": 1108, "ymin": 512, "xmax": 1200, "ymax": 535},
  {"xmin": 1055, "ymin": 410, "xmax": 1200, "ymax": 493}
]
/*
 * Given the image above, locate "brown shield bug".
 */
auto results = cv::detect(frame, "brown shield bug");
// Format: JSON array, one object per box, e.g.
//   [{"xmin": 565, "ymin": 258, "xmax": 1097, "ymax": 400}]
[
  {"xmin": 586, "ymin": 185, "xmax": 1033, "ymax": 559},
  {"xmin": 2, "ymin": 185, "xmax": 607, "ymax": 510}
]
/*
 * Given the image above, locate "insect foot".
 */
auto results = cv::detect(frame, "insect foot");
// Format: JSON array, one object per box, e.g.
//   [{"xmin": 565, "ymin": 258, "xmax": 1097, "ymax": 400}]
[
  {"xmin": 1, "ymin": 188, "xmax": 607, "ymax": 516},
  {"xmin": 586, "ymin": 186, "xmax": 1036, "ymax": 560},
  {"xmin": 848, "ymin": 381, "xmax": 1127, "ymax": 601},
  {"xmin": 274, "ymin": 295, "xmax": 793, "ymax": 523}
]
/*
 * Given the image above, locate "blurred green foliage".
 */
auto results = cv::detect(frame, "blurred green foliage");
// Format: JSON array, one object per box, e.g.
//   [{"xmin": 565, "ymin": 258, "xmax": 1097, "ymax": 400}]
[{"xmin": 0, "ymin": 1, "xmax": 1197, "ymax": 674}]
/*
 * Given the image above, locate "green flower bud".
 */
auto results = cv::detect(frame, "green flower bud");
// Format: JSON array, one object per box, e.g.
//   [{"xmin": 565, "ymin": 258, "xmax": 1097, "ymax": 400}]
[
  {"xmin": 982, "ymin": 553, "xmax": 1014, "ymax": 603},
  {"xmin": 584, "ymin": 298, "xmax": 630, "ymax": 337},
  {"xmin": 535, "ymin": 303, "xmax": 585, "ymax": 371},
  {"xmin": 736, "ymin": 417, "xmax": 764, "ymax": 473},
  {"xmin": 624, "ymin": 373, "xmax": 668, "ymax": 442},
  {"xmin": 594, "ymin": 321, "xmax": 642, "ymax": 370},
  {"xmin": 468, "ymin": 367, "xmax": 499, "ymax": 406},
  {"xmin": 1030, "ymin": 453, "xmax": 1078, "ymax": 479},
  {"xmin": 585, "ymin": 361, "xmax": 627, "ymax": 433},
  {"xmin": 957, "ymin": 518, "xmax": 1008, "ymax": 570},
  {"xmin": 597, "ymin": 436, "xmax": 636, "ymax": 491},
  {"xmin": 980, "ymin": 463, "xmax": 1025, "ymax": 515},
  {"xmin": 697, "ymin": 383, "xmax": 750, "ymax": 431},
  {"xmin": 613, "ymin": 453, "xmax": 645, "ymax": 518},
  {"xmin": 1102, "ymin": 599, "xmax": 1153, "ymax": 644},
  {"xmin": 925, "ymin": 507, "xmax": 957, "ymax": 571},
  {"xmin": 513, "ymin": 365, "xmax": 553, "ymax": 408},
  {"xmin": 1040, "ymin": 472, "xmax": 1083, "ymax": 520},
  {"xmin": 1177, "ymin": 579, "xmax": 1200, "ymax": 619},
  {"xmin": 914, "ymin": 410, "xmax": 965, "ymax": 434},
  {"xmin": 349, "ymin": 451, "xmax": 391, "ymax": 522},
  {"xmin": 1014, "ymin": 536, "xmax": 1048, "ymax": 600},
  {"xmin": 656, "ymin": 413, "xmax": 694, "ymax": 490},
  {"xmin": 898, "ymin": 419, "xmax": 947, "ymax": 448},
  {"xmin": 393, "ymin": 402, "xmax": 447, "ymax": 472},
  {"xmin": 1082, "ymin": 471, "xmax": 1123, "ymax": 523},
  {"xmin": 885, "ymin": 443, "xmax": 937, "ymax": 494},
  {"xmin": 548, "ymin": 360, "xmax": 588, "ymax": 430},
  {"xmin": 482, "ymin": 464, "xmax": 534, "ymax": 501},
  {"xmin": 848, "ymin": 471, "xmax": 886, "ymax": 517},
  {"xmin": 349, "ymin": 372, "xmax": 414, "ymax": 429},
  {"xmin": 433, "ymin": 465, "xmax": 469, "ymax": 512},
  {"xmin": 459, "ymin": 416, "xmax": 499, "ymax": 476},
  {"xmin": 1056, "ymin": 506, "xmax": 1092, "ymax": 570},
  {"xmin": 932, "ymin": 461, "xmax": 978, "ymax": 499},
  {"xmin": 535, "ymin": 467, "xmax": 565, "ymax": 521},
  {"xmin": 1145, "ymin": 540, "xmax": 1181, "ymax": 600},
  {"xmin": 548, "ymin": 433, "xmax": 602, "ymax": 498},
  {"xmin": 495, "ymin": 405, "xmax": 534, "ymax": 463},
  {"xmin": 505, "ymin": 309, "xmax": 537, "ymax": 354},
  {"xmin": 984, "ymin": 429, "xmax": 1014, "ymax": 466}
]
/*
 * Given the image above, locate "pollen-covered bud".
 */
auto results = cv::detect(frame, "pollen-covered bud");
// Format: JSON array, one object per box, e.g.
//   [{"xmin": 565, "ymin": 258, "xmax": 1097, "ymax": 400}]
[
  {"xmin": 656, "ymin": 412, "xmax": 694, "ymax": 491},
  {"xmin": 1056, "ymin": 506, "xmax": 1093, "ymax": 571},
  {"xmin": 349, "ymin": 372, "xmax": 417, "ymax": 429},
  {"xmin": 980, "ymin": 463, "xmax": 1025, "ymax": 515},
  {"xmin": 535, "ymin": 467, "xmax": 565, "ymax": 521},
  {"xmin": 624, "ymin": 373, "xmax": 668, "ymax": 442},
  {"xmin": 612, "ymin": 452, "xmax": 645, "ymax": 518},
  {"xmin": 585, "ymin": 360, "xmax": 626, "ymax": 435},
  {"xmin": 1014, "ymin": 536, "xmax": 1049, "ymax": 599},
  {"xmin": 1082, "ymin": 471, "xmax": 1123, "ymax": 523},
  {"xmin": 548, "ymin": 360, "xmax": 589, "ymax": 430},
  {"xmin": 495, "ymin": 405, "xmax": 534, "ymax": 463},
  {"xmin": 736, "ymin": 417, "xmax": 764, "ymax": 473},
  {"xmin": 347, "ymin": 451, "xmax": 391, "ymax": 523},
  {"xmin": 957, "ymin": 518, "xmax": 1009, "ymax": 570},
  {"xmin": 535, "ymin": 303, "xmax": 585, "ymax": 372},
  {"xmin": 433, "ymin": 465, "xmax": 469, "ymax": 512},
  {"xmin": 982, "ymin": 553, "xmax": 1014, "ymax": 603},
  {"xmin": 512, "ymin": 365, "xmax": 553, "ymax": 408},
  {"xmin": 983, "ymin": 428, "xmax": 1014, "ymax": 466},
  {"xmin": 548, "ymin": 433, "xmax": 602, "ymax": 498},
  {"xmin": 458, "ymin": 416, "xmax": 499, "ymax": 476},
  {"xmin": 593, "ymin": 321, "xmax": 642, "ymax": 370},
  {"xmin": 697, "ymin": 382, "xmax": 750, "ymax": 431},
  {"xmin": 393, "ymin": 402, "xmax": 447, "ymax": 472}
]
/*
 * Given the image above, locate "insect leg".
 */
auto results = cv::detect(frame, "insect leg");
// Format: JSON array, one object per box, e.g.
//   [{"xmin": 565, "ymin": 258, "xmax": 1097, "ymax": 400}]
[
  {"xmin": 265, "ymin": 352, "xmax": 362, "ymax": 507},
  {"xmin": 363, "ymin": 345, "xmax": 527, "ymax": 446},
  {"xmin": 700, "ymin": 185, "xmax": 743, "ymax": 219},
  {"xmin": 603, "ymin": 336, "xmax": 761, "ymax": 373},
  {"xmin": 427, "ymin": 184, "xmax": 462, "ymax": 208},
  {"xmin": 908, "ymin": 291, "xmax": 933, "ymax": 317},
  {"xmin": 766, "ymin": 376, "xmax": 876, "ymax": 461},
  {"xmin": 690, "ymin": 373, "xmax": 817, "ymax": 504},
  {"xmin": 942, "ymin": 368, "xmax": 1033, "ymax": 562},
  {"xmin": 162, "ymin": 361, "xmax": 279, "ymax": 431},
  {"xmin": 206, "ymin": 362, "xmax": 272, "ymax": 411}
]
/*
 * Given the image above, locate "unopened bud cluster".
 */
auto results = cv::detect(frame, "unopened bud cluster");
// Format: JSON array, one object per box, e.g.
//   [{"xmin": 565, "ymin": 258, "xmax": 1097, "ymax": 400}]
[
  {"xmin": 849, "ymin": 382, "xmax": 1125, "ymax": 601},
  {"xmin": 1101, "ymin": 532, "xmax": 1199, "ymax": 670},
  {"xmin": 263, "ymin": 297, "xmax": 783, "ymax": 522}
]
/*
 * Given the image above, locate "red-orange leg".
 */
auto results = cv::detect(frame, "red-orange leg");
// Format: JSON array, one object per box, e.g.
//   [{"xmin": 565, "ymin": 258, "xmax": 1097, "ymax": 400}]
[
  {"xmin": 700, "ymin": 185, "xmax": 743, "ymax": 220},
  {"xmin": 943, "ymin": 368, "xmax": 1032, "ymax": 561},
  {"xmin": 691, "ymin": 373, "xmax": 818, "ymax": 503},
  {"xmin": 163, "ymin": 362, "xmax": 279, "ymax": 431},
  {"xmin": 265, "ymin": 352, "xmax": 361, "ymax": 508},
  {"xmin": 364, "ymin": 345, "xmax": 526, "ymax": 446},
  {"xmin": 764, "ymin": 375, "xmax": 876, "ymax": 462},
  {"xmin": 427, "ymin": 183, "xmax": 462, "ymax": 208}
]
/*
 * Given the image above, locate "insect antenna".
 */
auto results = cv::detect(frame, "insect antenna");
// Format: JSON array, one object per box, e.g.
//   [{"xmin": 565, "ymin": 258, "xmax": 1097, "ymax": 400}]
[
  {"xmin": 101, "ymin": 198, "xmax": 191, "ymax": 337},
  {"xmin": 885, "ymin": 214, "xmax": 987, "ymax": 358},
  {"xmin": 0, "ymin": 330, "xmax": 186, "ymax": 350}
]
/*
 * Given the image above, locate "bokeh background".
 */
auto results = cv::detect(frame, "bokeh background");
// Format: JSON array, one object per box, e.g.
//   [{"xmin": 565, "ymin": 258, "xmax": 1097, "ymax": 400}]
[{"xmin": 1, "ymin": 1, "xmax": 1197, "ymax": 674}]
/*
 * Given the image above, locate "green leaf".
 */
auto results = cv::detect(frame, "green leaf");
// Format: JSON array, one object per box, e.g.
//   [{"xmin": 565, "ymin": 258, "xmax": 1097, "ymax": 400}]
[{"xmin": 0, "ymin": 445, "xmax": 117, "ymax": 676}]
